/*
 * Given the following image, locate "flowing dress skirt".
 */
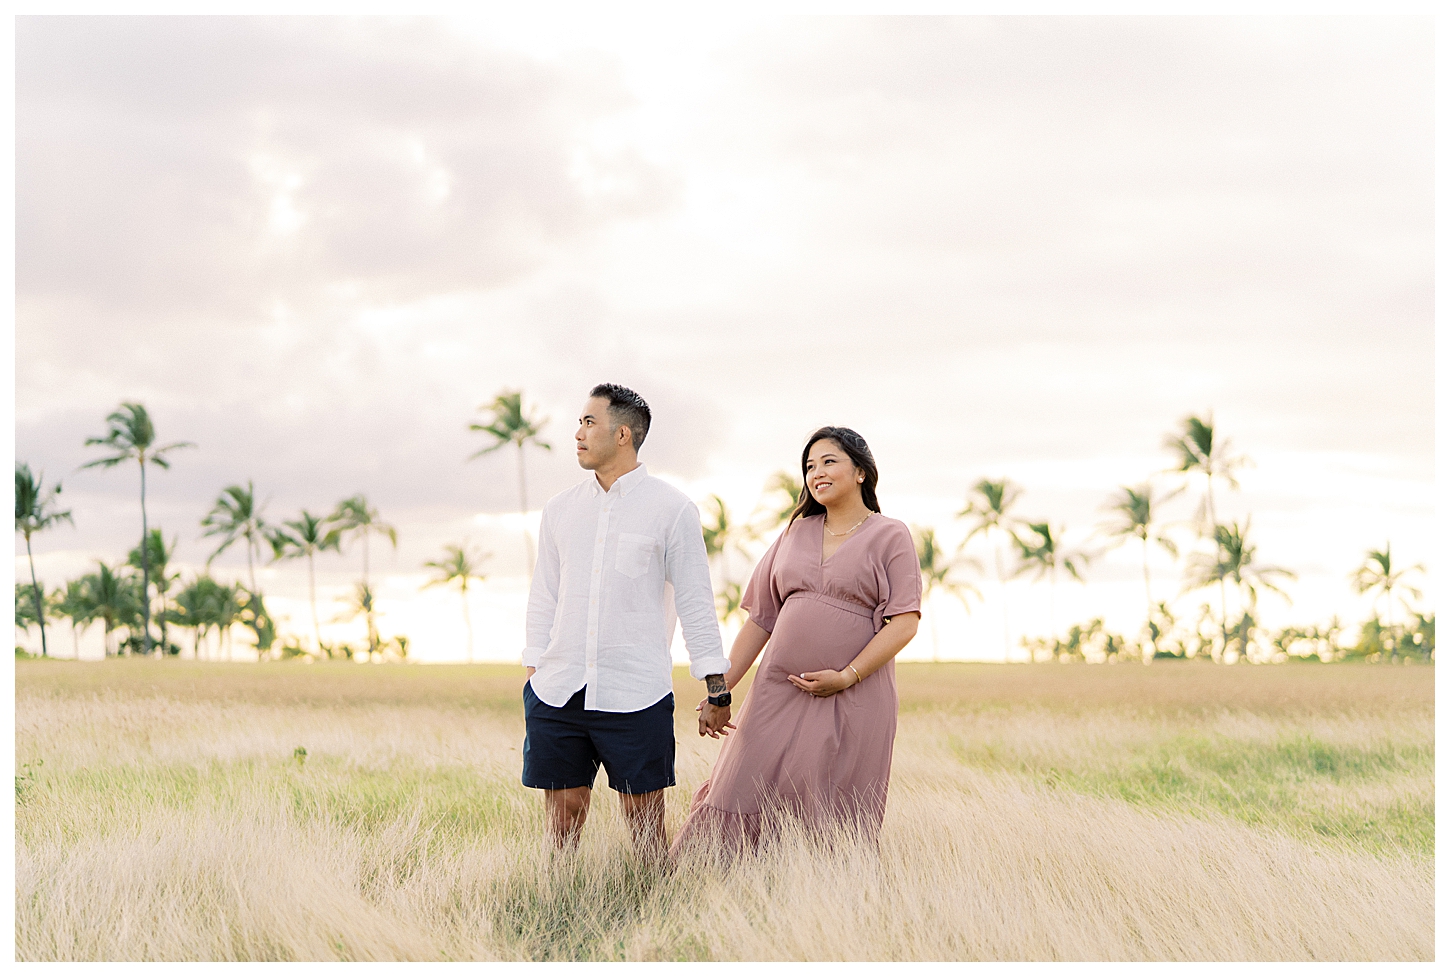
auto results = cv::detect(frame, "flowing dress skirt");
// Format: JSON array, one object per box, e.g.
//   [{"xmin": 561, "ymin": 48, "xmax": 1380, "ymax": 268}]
[{"xmin": 670, "ymin": 591, "xmax": 897, "ymax": 858}]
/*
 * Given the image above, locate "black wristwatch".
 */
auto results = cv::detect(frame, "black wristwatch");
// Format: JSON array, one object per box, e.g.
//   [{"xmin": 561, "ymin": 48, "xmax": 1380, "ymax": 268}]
[{"xmin": 707, "ymin": 690, "xmax": 732, "ymax": 708}]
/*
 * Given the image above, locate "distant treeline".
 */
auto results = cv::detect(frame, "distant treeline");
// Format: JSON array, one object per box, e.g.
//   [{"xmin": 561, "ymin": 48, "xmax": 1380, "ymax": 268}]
[{"xmin": 15, "ymin": 396, "xmax": 1434, "ymax": 665}]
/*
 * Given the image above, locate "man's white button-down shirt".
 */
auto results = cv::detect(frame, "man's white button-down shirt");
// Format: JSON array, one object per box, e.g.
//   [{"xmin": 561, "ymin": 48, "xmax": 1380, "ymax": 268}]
[{"xmin": 523, "ymin": 464, "xmax": 730, "ymax": 712}]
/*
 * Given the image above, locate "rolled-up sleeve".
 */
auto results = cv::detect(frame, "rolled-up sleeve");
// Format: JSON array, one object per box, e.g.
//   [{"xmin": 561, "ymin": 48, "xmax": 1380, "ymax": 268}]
[
  {"xmin": 521, "ymin": 505, "xmax": 561, "ymax": 667},
  {"xmin": 665, "ymin": 502, "xmax": 730, "ymax": 679}
]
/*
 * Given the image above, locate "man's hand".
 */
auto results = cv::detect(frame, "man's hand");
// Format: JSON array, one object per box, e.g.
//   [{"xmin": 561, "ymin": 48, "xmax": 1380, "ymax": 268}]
[
  {"xmin": 697, "ymin": 699, "xmax": 735, "ymax": 738},
  {"xmin": 525, "ymin": 666, "xmax": 536, "ymax": 680},
  {"xmin": 698, "ymin": 672, "xmax": 734, "ymax": 737}
]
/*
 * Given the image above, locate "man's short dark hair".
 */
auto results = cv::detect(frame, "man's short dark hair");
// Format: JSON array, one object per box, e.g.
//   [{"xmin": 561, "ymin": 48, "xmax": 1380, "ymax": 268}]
[{"xmin": 589, "ymin": 383, "xmax": 651, "ymax": 451}]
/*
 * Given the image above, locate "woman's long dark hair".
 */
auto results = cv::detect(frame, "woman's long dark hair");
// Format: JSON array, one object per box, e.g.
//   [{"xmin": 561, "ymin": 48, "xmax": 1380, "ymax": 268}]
[{"xmin": 786, "ymin": 426, "xmax": 881, "ymax": 528}]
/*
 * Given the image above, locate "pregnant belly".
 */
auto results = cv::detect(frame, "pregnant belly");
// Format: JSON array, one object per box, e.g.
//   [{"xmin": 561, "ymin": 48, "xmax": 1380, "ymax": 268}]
[{"xmin": 761, "ymin": 592, "xmax": 876, "ymax": 677}]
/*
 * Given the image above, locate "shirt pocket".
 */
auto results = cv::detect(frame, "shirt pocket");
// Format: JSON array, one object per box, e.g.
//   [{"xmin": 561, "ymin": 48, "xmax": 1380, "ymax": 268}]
[{"xmin": 615, "ymin": 532, "xmax": 658, "ymax": 579}]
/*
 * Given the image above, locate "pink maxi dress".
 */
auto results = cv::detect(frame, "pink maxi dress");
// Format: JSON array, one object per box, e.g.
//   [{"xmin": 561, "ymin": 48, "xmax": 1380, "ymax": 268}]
[{"xmin": 671, "ymin": 512, "xmax": 922, "ymax": 856}]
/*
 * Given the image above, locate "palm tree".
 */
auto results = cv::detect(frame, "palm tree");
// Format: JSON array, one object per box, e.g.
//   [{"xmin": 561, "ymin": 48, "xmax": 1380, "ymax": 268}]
[
  {"xmin": 15, "ymin": 583, "xmax": 41, "ymax": 636},
  {"xmin": 386, "ymin": 634, "xmax": 412, "ymax": 662},
  {"xmin": 753, "ymin": 470, "xmax": 803, "ymax": 535},
  {"xmin": 269, "ymin": 510, "xmax": 341, "ymax": 653},
  {"xmin": 469, "ymin": 389, "xmax": 552, "ymax": 574},
  {"xmin": 959, "ymin": 478, "xmax": 1023, "ymax": 657},
  {"xmin": 702, "ymin": 494, "xmax": 736, "ymax": 621},
  {"xmin": 201, "ymin": 482, "xmax": 270, "ymax": 594},
  {"xmin": 80, "ymin": 562, "xmax": 142, "ymax": 657},
  {"xmin": 1164, "ymin": 413, "xmax": 1249, "ymax": 532},
  {"xmin": 701, "ymin": 494, "xmax": 757, "ymax": 590},
  {"xmin": 423, "ymin": 542, "xmax": 490, "ymax": 662},
  {"xmin": 52, "ymin": 579, "xmax": 95, "ymax": 658},
  {"xmin": 169, "ymin": 575, "xmax": 221, "ymax": 659},
  {"xmin": 716, "ymin": 580, "xmax": 749, "ymax": 628},
  {"xmin": 330, "ymin": 495, "xmax": 397, "ymax": 590},
  {"xmin": 209, "ymin": 581, "xmax": 245, "ymax": 661},
  {"xmin": 1350, "ymin": 543, "xmax": 1424, "ymax": 630},
  {"xmin": 166, "ymin": 574, "xmax": 242, "ymax": 660},
  {"xmin": 338, "ymin": 581, "xmax": 381, "ymax": 658},
  {"xmin": 1165, "ymin": 413, "xmax": 1248, "ymax": 658},
  {"xmin": 701, "ymin": 494, "xmax": 733, "ymax": 560},
  {"xmin": 15, "ymin": 463, "xmax": 74, "ymax": 657},
  {"xmin": 82, "ymin": 402, "xmax": 194, "ymax": 655},
  {"xmin": 1012, "ymin": 522, "xmax": 1089, "ymax": 652},
  {"xmin": 1184, "ymin": 519, "xmax": 1295, "ymax": 662},
  {"xmin": 128, "ymin": 529, "xmax": 180, "ymax": 655},
  {"xmin": 913, "ymin": 526, "xmax": 981, "ymax": 661},
  {"xmin": 238, "ymin": 589, "xmax": 277, "ymax": 659},
  {"xmin": 1099, "ymin": 482, "xmax": 1181, "ymax": 648}
]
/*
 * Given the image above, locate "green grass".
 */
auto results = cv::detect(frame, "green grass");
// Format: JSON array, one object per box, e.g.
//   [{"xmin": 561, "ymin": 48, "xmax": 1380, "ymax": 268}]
[
  {"xmin": 950, "ymin": 729, "xmax": 1434, "ymax": 857},
  {"xmin": 22, "ymin": 756, "xmax": 528, "ymax": 846}
]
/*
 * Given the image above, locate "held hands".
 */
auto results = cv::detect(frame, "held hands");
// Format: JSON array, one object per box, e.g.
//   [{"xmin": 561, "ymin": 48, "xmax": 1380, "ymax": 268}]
[
  {"xmin": 695, "ymin": 700, "xmax": 736, "ymax": 738},
  {"xmin": 788, "ymin": 669, "xmax": 856, "ymax": 697}
]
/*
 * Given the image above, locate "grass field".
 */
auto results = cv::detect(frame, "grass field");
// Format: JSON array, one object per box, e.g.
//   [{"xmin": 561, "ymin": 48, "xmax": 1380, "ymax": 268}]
[{"xmin": 14, "ymin": 658, "xmax": 1434, "ymax": 961}]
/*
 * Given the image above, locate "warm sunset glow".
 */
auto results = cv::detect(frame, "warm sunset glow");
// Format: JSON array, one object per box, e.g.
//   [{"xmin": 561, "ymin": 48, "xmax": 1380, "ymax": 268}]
[{"xmin": 14, "ymin": 15, "xmax": 1432, "ymax": 664}]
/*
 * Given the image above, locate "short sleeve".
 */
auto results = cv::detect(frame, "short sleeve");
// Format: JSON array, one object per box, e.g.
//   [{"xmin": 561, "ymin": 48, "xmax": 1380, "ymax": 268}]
[
  {"xmin": 742, "ymin": 528, "xmax": 789, "ymax": 633},
  {"xmin": 873, "ymin": 521, "xmax": 923, "ymax": 633}
]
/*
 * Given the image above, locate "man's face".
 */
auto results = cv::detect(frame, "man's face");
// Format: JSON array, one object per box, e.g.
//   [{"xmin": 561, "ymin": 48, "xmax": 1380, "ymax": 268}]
[{"xmin": 575, "ymin": 396, "xmax": 623, "ymax": 471}]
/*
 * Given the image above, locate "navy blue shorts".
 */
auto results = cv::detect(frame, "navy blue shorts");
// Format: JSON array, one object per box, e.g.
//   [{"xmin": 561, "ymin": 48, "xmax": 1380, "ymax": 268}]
[{"xmin": 521, "ymin": 682, "xmax": 676, "ymax": 794}]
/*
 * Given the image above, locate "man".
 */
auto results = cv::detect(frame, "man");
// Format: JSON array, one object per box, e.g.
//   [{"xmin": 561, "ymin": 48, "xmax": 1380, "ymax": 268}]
[{"xmin": 522, "ymin": 383, "xmax": 734, "ymax": 857}]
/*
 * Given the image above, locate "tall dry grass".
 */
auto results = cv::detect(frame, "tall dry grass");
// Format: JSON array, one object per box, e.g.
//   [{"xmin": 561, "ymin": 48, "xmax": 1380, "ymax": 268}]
[{"xmin": 14, "ymin": 660, "xmax": 1434, "ymax": 961}]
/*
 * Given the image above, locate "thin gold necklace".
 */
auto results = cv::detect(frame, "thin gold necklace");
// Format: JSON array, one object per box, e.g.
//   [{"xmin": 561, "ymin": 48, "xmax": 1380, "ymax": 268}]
[{"xmin": 825, "ymin": 511, "xmax": 873, "ymax": 537}]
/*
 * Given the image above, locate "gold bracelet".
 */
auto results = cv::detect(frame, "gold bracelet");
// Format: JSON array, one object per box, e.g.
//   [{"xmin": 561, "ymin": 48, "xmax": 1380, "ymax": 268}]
[{"xmin": 847, "ymin": 664, "xmax": 862, "ymax": 686}]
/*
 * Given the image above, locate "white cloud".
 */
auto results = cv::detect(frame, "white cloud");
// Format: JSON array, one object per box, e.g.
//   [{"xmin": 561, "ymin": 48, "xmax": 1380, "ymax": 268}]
[{"xmin": 14, "ymin": 16, "xmax": 1433, "ymax": 660}]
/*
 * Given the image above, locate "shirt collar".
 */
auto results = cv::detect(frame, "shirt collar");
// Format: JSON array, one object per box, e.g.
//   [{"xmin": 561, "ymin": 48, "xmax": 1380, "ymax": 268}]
[{"xmin": 588, "ymin": 463, "xmax": 648, "ymax": 498}]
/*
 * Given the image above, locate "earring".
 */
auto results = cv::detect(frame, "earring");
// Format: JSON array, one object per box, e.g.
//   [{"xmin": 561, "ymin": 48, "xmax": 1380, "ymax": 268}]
[{"xmin": 857, "ymin": 476, "xmax": 863, "ymax": 483}]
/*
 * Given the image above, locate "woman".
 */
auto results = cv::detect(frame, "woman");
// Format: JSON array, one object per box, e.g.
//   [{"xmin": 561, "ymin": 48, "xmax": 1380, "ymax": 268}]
[{"xmin": 670, "ymin": 426, "xmax": 922, "ymax": 858}]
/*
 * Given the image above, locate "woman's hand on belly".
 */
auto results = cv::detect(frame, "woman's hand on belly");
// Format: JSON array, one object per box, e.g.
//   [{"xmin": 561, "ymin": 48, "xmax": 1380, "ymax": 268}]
[{"xmin": 788, "ymin": 668, "xmax": 856, "ymax": 698}]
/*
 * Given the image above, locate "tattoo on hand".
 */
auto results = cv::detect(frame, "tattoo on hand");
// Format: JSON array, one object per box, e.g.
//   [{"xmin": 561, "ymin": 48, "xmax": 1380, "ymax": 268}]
[{"xmin": 706, "ymin": 674, "xmax": 727, "ymax": 695}]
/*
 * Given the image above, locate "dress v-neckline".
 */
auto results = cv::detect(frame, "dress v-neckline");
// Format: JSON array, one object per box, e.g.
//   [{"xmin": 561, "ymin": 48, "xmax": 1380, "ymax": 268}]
[{"xmin": 820, "ymin": 512, "xmax": 874, "ymax": 566}]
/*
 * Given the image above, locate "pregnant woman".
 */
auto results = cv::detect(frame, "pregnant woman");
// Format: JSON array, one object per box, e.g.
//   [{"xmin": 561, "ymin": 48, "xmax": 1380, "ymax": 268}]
[{"xmin": 670, "ymin": 426, "xmax": 922, "ymax": 858}]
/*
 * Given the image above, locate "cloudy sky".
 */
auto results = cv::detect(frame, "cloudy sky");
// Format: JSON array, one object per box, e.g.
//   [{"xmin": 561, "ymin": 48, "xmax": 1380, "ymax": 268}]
[{"xmin": 13, "ymin": 14, "xmax": 1434, "ymax": 662}]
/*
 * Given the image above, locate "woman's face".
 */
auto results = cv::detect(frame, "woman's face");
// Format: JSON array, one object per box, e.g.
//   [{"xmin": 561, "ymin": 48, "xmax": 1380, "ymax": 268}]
[{"xmin": 805, "ymin": 439, "xmax": 864, "ymax": 508}]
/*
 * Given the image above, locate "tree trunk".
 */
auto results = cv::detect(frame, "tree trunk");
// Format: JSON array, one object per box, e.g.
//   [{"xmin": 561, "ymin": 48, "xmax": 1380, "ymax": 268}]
[
  {"xmin": 1205, "ymin": 477, "xmax": 1230, "ymax": 662},
  {"xmin": 462, "ymin": 583, "xmax": 474, "ymax": 663},
  {"xmin": 517, "ymin": 441, "xmax": 536, "ymax": 575},
  {"xmin": 1048, "ymin": 565, "xmax": 1058, "ymax": 647},
  {"xmin": 994, "ymin": 532, "xmax": 1011, "ymax": 661},
  {"xmin": 1218, "ymin": 578, "xmax": 1230, "ymax": 662},
  {"xmin": 25, "ymin": 532, "xmax": 48, "ymax": 657},
  {"xmin": 308, "ymin": 552, "xmax": 321, "ymax": 653},
  {"xmin": 246, "ymin": 531, "xmax": 257, "ymax": 595},
  {"xmin": 138, "ymin": 457, "xmax": 154, "ymax": 656},
  {"xmin": 929, "ymin": 592, "xmax": 940, "ymax": 662},
  {"xmin": 1142, "ymin": 537, "xmax": 1153, "ymax": 624}
]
